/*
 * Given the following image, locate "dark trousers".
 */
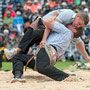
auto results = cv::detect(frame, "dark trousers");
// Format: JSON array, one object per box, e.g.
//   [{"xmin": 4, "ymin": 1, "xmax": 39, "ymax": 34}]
[
  {"xmin": 12, "ymin": 54, "xmax": 35, "ymax": 75},
  {"xmin": 19, "ymin": 27, "xmax": 44, "ymax": 54},
  {"xmin": 12, "ymin": 47, "xmax": 69, "ymax": 81},
  {"xmin": 13, "ymin": 27, "xmax": 69, "ymax": 81}
]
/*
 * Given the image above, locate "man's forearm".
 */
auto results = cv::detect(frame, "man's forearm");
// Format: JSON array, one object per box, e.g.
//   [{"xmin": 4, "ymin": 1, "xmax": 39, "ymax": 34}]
[
  {"xmin": 76, "ymin": 41, "xmax": 89, "ymax": 59},
  {"xmin": 42, "ymin": 27, "xmax": 51, "ymax": 41}
]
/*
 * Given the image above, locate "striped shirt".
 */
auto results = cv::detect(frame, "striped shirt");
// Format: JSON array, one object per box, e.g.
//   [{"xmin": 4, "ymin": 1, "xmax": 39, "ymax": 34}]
[
  {"xmin": 45, "ymin": 9, "xmax": 82, "ymax": 57},
  {"xmin": 47, "ymin": 21, "xmax": 74, "ymax": 57}
]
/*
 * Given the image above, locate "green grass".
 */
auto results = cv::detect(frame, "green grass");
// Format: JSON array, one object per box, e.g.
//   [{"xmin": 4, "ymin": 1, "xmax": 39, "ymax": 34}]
[
  {"xmin": 1, "ymin": 61, "xmax": 76, "ymax": 71},
  {"xmin": 2, "ymin": 62, "xmax": 13, "ymax": 71},
  {"xmin": 54, "ymin": 61, "xmax": 76, "ymax": 70}
]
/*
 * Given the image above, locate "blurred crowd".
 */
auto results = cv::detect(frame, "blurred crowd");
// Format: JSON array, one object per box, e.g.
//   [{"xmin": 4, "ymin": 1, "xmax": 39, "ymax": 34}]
[{"xmin": 0, "ymin": 0, "xmax": 90, "ymax": 69}]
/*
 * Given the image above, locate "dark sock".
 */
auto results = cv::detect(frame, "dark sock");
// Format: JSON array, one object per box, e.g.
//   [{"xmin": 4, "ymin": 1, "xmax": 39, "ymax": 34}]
[{"xmin": 14, "ymin": 71, "xmax": 22, "ymax": 78}]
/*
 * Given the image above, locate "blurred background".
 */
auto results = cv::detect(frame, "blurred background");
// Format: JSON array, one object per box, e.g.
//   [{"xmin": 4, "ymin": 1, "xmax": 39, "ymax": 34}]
[{"xmin": 0, "ymin": 0, "xmax": 90, "ymax": 70}]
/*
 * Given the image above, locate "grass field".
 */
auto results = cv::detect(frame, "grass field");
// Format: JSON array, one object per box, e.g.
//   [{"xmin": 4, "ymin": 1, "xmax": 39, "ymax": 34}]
[{"xmin": 1, "ymin": 61, "xmax": 77, "ymax": 71}]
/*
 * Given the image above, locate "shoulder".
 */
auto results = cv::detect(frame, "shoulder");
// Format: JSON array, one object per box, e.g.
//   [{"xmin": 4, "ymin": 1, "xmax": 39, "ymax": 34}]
[{"xmin": 60, "ymin": 9, "xmax": 75, "ymax": 14}]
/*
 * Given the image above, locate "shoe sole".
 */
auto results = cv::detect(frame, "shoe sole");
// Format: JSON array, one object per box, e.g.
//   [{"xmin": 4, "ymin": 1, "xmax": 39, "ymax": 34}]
[{"xmin": 11, "ymin": 78, "xmax": 26, "ymax": 83}]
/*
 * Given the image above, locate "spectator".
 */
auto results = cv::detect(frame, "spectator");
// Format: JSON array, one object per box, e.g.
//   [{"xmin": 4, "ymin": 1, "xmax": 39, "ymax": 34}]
[
  {"xmin": 81, "ymin": 1, "xmax": 87, "ymax": 11},
  {"xmin": 0, "ymin": 34, "xmax": 5, "ymax": 46},
  {"xmin": 61, "ymin": 2, "xmax": 68, "ymax": 9},
  {"xmin": 12, "ymin": 28, "xmax": 20, "ymax": 44},
  {"xmin": 49, "ymin": 0, "xmax": 56, "ymax": 9},
  {"xmin": 68, "ymin": 0, "xmax": 73, "ymax": 4},
  {"xmin": 43, "ymin": 3, "xmax": 51, "ymax": 15},
  {"xmin": 3, "ymin": 29, "xmax": 9, "ymax": 44},
  {"xmin": 84, "ymin": 8, "xmax": 89, "ymax": 15},
  {"xmin": 51, "ymin": 2, "xmax": 61, "ymax": 10},
  {"xmin": 37, "ymin": 6, "xmax": 42, "ymax": 15},
  {"xmin": 0, "ymin": 33, "xmax": 5, "ymax": 70},
  {"xmin": 13, "ymin": 0, "xmax": 21, "ymax": 10},
  {"xmin": 4, "ymin": 5, "xmax": 16, "ymax": 18},
  {"xmin": 71, "ymin": 2, "xmax": 76, "ymax": 11},
  {"xmin": 31, "ymin": 0, "xmax": 42, "ymax": 13},
  {"xmin": 23, "ymin": 0, "xmax": 32, "ymax": 11},
  {"xmin": 12, "ymin": 28, "xmax": 18, "ymax": 37},
  {"xmin": 2, "ymin": 0, "xmax": 8, "ymax": 17},
  {"xmin": 13, "ymin": 11, "xmax": 24, "ymax": 35},
  {"xmin": 18, "ymin": 0, "xmax": 22, "ymax": 3},
  {"xmin": 3, "ymin": 11, "xmax": 14, "ymax": 25},
  {"xmin": 21, "ymin": 0, "xmax": 26, "ymax": 6},
  {"xmin": 84, "ymin": 37, "xmax": 89, "ymax": 55},
  {"xmin": 23, "ymin": 11, "xmax": 32, "ymax": 23},
  {"xmin": 31, "ymin": 11, "xmax": 39, "ymax": 23},
  {"xmin": 8, "ymin": 33, "xmax": 17, "ymax": 48},
  {"xmin": 85, "ymin": 25, "xmax": 90, "ymax": 37},
  {"xmin": 8, "ymin": 23, "xmax": 14, "ymax": 35},
  {"xmin": 0, "ymin": 24, "xmax": 9, "ymax": 34},
  {"xmin": 15, "ymin": 4, "xmax": 23, "ymax": 14}
]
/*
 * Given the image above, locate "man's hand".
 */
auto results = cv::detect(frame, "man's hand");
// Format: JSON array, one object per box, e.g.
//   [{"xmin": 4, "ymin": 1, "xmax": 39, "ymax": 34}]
[
  {"xmin": 53, "ymin": 11, "xmax": 59, "ymax": 16},
  {"xmin": 40, "ymin": 40, "xmax": 47, "ymax": 48},
  {"xmin": 67, "ymin": 25, "xmax": 77, "ymax": 33},
  {"xmin": 85, "ymin": 56, "xmax": 90, "ymax": 62}
]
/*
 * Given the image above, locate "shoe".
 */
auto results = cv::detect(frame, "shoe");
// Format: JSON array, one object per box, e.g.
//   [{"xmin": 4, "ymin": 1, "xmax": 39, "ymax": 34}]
[
  {"xmin": 4, "ymin": 48, "xmax": 17, "ymax": 60},
  {"xmin": 64, "ymin": 74, "xmax": 82, "ymax": 82},
  {"xmin": 70, "ymin": 74, "xmax": 82, "ymax": 80},
  {"xmin": 11, "ymin": 78, "xmax": 26, "ymax": 83}
]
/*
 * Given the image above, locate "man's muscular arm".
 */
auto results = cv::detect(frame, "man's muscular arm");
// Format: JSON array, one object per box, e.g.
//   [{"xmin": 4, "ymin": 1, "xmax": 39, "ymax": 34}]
[
  {"xmin": 76, "ymin": 41, "xmax": 90, "ymax": 62},
  {"xmin": 40, "ymin": 15, "xmax": 61, "ymax": 47}
]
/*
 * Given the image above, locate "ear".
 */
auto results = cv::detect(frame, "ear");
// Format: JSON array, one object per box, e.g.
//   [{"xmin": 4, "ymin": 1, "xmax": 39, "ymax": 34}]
[{"xmin": 76, "ymin": 14, "xmax": 80, "ymax": 18}]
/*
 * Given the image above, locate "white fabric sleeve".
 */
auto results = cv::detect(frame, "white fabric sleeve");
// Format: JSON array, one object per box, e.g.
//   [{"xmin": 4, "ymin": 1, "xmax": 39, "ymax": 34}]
[
  {"xmin": 56, "ymin": 10, "xmax": 75, "ymax": 25},
  {"xmin": 52, "ymin": 21, "xmax": 70, "ymax": 32},
  {"xmin": 43, "ymin": 10, "xmax": 57, "ymax": 21},
  {"xmin": 72, "ymin": 37, "xmax": 82, "ymax": 44}
]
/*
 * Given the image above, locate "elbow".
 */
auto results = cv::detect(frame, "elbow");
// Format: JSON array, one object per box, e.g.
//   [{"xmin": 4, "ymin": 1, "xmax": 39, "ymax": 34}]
[
  {"xmin": 43, "ymin": 20, "xmax": 49, "ymax": 26},
  {"xmin": 43, "ymin": 19, "xmax": 54, "ymax": 30}
]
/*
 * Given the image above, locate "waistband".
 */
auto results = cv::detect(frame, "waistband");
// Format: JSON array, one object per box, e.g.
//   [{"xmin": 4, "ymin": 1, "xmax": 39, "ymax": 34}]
[{"xmin": 50, "ymin": 45, "xmax": 57, "ymax": 51}]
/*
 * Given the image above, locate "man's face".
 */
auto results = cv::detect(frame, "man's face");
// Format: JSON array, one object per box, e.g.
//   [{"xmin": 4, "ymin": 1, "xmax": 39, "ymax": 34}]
[
  {"xmin": 7, "ymin": 13, "xmax": 11, "ymax": 17},
  {"xmin": 72, "ymin": 15, "xmax": 85, "ymax": 29}
]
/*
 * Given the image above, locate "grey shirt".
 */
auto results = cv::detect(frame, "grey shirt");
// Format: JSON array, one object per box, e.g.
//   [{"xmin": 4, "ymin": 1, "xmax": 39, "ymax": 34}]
[
  {"xmin": 43, "ymin": 9, "xmax": 76, "ymax": 25},
  {"xmin": 56, "ymin": 9, "xmax": 76, "ymax": 25}
]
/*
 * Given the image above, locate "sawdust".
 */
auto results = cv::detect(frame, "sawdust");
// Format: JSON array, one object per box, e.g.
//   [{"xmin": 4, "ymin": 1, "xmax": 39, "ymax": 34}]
[{"xmin": 0, "ymin": 63, "xmax": 90, "ymax": 90}]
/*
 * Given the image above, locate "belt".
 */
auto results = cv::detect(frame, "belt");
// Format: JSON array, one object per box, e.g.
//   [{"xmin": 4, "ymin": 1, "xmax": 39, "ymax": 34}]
[
  {"xmin": 50, "ymin": 45, "xmax": 57, "ymax": 51},
  {"xmin": 25, "ymin": 45, "xmax": 57, "ymax": 71}
]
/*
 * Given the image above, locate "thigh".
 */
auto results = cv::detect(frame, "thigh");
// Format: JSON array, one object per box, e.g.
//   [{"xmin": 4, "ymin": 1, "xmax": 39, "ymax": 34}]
[{"xmin": 36, "ymin": 48, "xmax": 50, "ymax": 68}]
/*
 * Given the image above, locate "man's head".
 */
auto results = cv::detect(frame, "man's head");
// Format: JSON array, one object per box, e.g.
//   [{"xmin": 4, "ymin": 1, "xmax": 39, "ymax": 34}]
[
  {"xmin": 26, "ymin": 1, "xmax": 32, "ymax": 6},
  {"xmin": 7, "ymin": 5, "xmax": 12, "ymax": 11},
  {"xmin": 74, "ymin": 27, "xmax": 84, "ymax": 38},
  {"xmin": 72, "ymin": 12, "xmax": 89, "ymax": 29},
  {"xmin": 7, "ymin": 11, "xmax": 11, "ymax": 17},
  {"xmin": 16, "ymin": 11, "xmax": 21, "ymax": 16}
]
